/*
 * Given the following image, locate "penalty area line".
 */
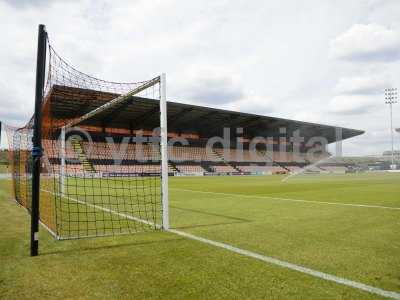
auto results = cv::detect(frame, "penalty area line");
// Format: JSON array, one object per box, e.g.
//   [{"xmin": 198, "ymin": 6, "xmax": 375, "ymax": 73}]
[
  {"xmin": 41, "ymin": 189, "xmax": 400, "ymax": 299},
  {"xmin": 171, "ymin": 188, "xmax": 400, "ymax": 211}
]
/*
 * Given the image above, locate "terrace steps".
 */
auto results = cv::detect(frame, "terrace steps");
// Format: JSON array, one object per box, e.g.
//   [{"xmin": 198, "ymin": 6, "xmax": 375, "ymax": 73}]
[
  {"xmin": 212, "ymin": 149, "xmax": 241, "ymax": 172},
  {"xmin": 71, "ymin": 138, "xmax": 95, "ymax": 173}
]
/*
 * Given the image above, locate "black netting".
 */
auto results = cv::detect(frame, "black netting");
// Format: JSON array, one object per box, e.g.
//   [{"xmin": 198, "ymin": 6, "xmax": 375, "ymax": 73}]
[{"xmin": 8, "ymin": 36, "xmax": 164, "ymax": 239}]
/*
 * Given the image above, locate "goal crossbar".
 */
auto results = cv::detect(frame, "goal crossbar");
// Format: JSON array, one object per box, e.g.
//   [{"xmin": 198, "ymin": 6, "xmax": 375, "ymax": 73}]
[{"xmin": 65, "ymin": 76, "xmax": 161, "ymax": 129}]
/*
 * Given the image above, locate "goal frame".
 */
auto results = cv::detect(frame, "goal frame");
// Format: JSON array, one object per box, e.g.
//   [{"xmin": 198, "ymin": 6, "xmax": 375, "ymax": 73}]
[
  {"xmin": 59, "ymin": 74, "xmax": 169, "ymax": 231},
  {"xmin": 31, "ymin": 24, "xmax": 47, "ymax": 256},
  {"xmin": 33, "ymin": 23, "xmax": 169, "ymax": 254}
]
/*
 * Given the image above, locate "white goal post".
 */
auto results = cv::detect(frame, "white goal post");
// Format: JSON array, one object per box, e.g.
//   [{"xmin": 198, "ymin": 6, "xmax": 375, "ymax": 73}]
[
  {"xmin": 60, "ymin": 126, "xmax": 66, "ymax": 196},
  {"xmin": 160, "ymin": 73, "xmax": 169, "ymax": 230}
]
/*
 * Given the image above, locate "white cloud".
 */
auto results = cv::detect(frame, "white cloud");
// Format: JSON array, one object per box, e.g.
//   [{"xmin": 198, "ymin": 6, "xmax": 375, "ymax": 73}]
[
  {"xmin": 289, "ymin": 111, "xmax": 327, "ymax": 125},
  {"xmin": 174, "ymin": 68, "xmax": 275, "ymax": 116},
  {"xmin": 334, "ymin": 75, "xmax": 390, "ymax": 95},
  {"xmin": 173, "ymin": 67, "xmax": 243, "ymax": 106},
  {"xmin": 330, "ymin": 24, "xmax": 400, "ymax": 62},
  {"xmin": 328, "ymin": 95, "xmax": 378, "ymax": 115}
]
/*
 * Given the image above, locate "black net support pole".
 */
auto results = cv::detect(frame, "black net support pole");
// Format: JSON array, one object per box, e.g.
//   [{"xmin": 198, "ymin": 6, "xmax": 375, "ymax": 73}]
[{"xmin": 31, "ymin": 24, "xmax": 47, "ymax": 257}]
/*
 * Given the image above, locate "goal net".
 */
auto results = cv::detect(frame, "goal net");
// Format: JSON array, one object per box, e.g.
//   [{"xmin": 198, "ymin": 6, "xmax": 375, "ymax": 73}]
[
  {"xmin": 6, "ymin": 126, "xmax": 34, "ymax": 210},
  {"xmin": 7, "ymin": 39, "xmax": 168, "ymax": 240}
]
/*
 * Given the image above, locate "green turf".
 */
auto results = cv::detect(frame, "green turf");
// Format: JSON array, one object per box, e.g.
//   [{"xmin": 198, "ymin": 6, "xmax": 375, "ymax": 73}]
[
  {"xmin": 1, "ymin": 173, "xmax": 399, "ymax": 299},
  {"xmin": 169, "ymin": 173, "xmax": 400, "ymax": 294}
]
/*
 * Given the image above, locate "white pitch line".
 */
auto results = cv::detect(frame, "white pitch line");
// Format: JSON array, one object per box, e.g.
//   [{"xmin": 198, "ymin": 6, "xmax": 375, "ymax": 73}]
[
  {"xmin": 41, "ymin": 189, "xmax": 400, "ymax": 299},
  {"xmin": 171, "ymin": 188, "xmax": 400, "ymax": 211},
  {"xmin": 11, "ymin": 196, "xmax": 59, "ymax": 239},
  {"xmin": 169, "ymin": 229, "xmax": 400, "ymax": 300}
]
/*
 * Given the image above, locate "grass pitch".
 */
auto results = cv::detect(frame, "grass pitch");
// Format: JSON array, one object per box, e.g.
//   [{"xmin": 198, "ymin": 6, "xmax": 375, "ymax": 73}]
[{"xmin": 1, "ymin": 173, "xmax": 399, "ymax": 299}]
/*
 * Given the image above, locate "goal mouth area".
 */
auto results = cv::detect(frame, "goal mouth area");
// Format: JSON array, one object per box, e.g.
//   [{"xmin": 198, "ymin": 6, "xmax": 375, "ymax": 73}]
[
  {"xmin": 5, "ymin": 38, "xmax": 168, "ymax": 241},
  {"xmin": 43, "ymin": 79, "xmax": 167, "ymax": 239}
]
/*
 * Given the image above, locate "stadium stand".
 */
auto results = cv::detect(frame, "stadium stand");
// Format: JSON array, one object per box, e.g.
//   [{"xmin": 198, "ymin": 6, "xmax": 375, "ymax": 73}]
[
  {"xmin": 35, "ymin": 80, "xmax": 364, "ymax": 177},
  {"xmin": 210, "ymin": 165, "xmax": 237, "ymax": 173},
  {"xmin": 174, "ymin": 165, "xmax": 206, "ymax": 173},
  {"xmin": 236, "ymin": 165, "xmax": 286, "ymax": 174},
  {"xmin": 42, "ymin": 133, "xmax": 362, "ymax": 176},
  {"xmin": 214, "ymin": 148, "xmax": 271, "ymax": 163},
  {"xmin": 169, "ymin": 146, "xmax": 221, "ymax": 162}
]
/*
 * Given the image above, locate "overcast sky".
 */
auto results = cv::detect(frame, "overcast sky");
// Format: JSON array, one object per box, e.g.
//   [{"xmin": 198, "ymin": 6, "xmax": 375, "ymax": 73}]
[{"xmin": 1, "ymin": 0, "xmax": 400, "ymax": 155}]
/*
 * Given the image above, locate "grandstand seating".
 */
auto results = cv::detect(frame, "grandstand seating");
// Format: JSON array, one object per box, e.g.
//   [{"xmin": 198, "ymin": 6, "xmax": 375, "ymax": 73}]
[
  {"xmin": 273, "ymin": 152, "xmax": 293, "ymax": 163},
  {"xmin": 210, "ymin": 165, "xmax": 237, "ymax": 173},
  {"xmin": 51, "ymin": 164, "xmax": 84, "ymax": 174},
  {"xmin": 175, "ymin": 165, "xmax": 205, "ymax": 173},
  {"xmin": 82, "ymin": 142, "xmax": 161, "ymax": 161},
  {"xmin": 42, "ymin": 137, "xmax": 332, "ymax": 176},
  {"xmin": 93, "ymin": 164, "xmax": 175, "ymax": 173},
  {"xmin": 236, "ymin": 165, "xmax": 286, "ymax": 174},
  {"xmin": 169, "ymin": 146, "xmax": 221, "ymax": 162},
  {"xmin": 43, "ymin": 139, "xmax": 77, "ymax": 159},
  {"xmin": 214, "ymin": 148, "xmax": 271, "ymax": 162}
]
